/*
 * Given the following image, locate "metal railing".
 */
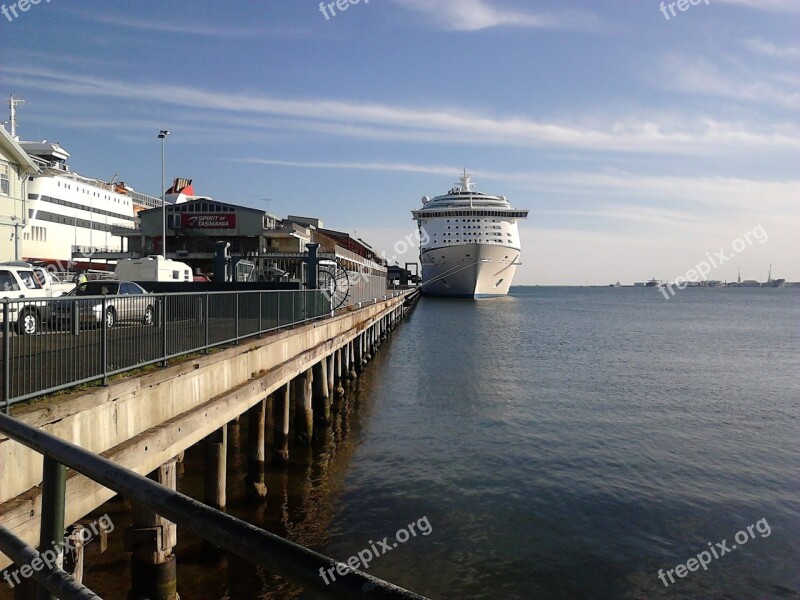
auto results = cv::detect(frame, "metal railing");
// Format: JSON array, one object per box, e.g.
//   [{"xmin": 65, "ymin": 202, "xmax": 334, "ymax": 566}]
[
  {"xmin": 1, "ymin": 289, "xmax": 331, "ymax": 412},
  {"xmin": 0, "ymin": 413, "xmax": 428, "ymax": 599},
  {"xmin": 348, "ymin": 273, "xmax": 391, "ymax": 306}
]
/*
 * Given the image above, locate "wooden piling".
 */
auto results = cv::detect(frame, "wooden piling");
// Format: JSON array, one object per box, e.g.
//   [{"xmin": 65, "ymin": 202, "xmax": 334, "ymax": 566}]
[
  {"xmin": 273, "ymin": 383, "xmax": 290, "ymax": 463},
  {"xmin": 312, "ymin": 360, "xmax": 331, "ymax": 424},
  {"xmin": 62, "ymin": 525, "xmax": 85, "ymax": 584},
  {"xmin": 356, "ymin": 334, "xmax": 365, "ymax": 370},
  {"xmin": 348, "ymin": 340, "xmax": 358, "ymax": 379},
  {"xmin": 245, "ymin": 399, "xmax": 268, "ymax": 500},
  {"xmin": 127, "ymin": 460, "xmax": 179, "ymax": 600},
  {"xmin": 363, "ymin": 330, "xmax": 372, "ymax": 362},
  {"xmin": 203, "ymin": 427, "xmax": 227, "ymax": 509},
  {"xmin": 334, "ymin": 349, "xmax": 345, "ymax": 396},
  {"xmin": 327, "ymin": 353, "xmax": 335, "ymax": 396},
  {"xmin": 294, "ymin": 371, "xmax": 314, "ymax": 443}
]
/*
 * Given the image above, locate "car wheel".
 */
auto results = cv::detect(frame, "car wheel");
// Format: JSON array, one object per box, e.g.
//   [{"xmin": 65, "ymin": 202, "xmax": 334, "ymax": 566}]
[
  {"xmin": 17, "ymin": 309, "xmax": 40, "ymax": 336},
  {"xmin": 143, "ymin": 305, "xmax": 155, "ymax": 326},
  {"xmin": 105, "ymin": 308, "xmax": 116, "ymax": 329}
]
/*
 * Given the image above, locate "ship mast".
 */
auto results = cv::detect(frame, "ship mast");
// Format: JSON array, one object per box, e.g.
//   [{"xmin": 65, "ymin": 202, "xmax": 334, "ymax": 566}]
[
  {"xmin": 459, "ymin": 169, "xmax": 475, "ymax": 193},
  {"xmin": 8, "ymin": 95, "xmax": 25, "ymax": 139}
]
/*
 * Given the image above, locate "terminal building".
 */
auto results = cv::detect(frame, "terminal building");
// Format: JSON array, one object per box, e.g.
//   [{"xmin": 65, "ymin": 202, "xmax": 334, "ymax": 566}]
[{"xmin": 95, "ymin": 198, "xmax": 389, "ymax": 302}]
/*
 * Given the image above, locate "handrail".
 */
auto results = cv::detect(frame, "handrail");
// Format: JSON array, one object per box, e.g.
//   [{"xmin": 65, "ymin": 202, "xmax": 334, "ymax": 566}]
[
  {"xmin": 0, "ymin": 526, "xmax": 100, "ymax": 600},
  {"xmin": 0, "ymin": 412, "xmax": 428, "ymax": 599}
]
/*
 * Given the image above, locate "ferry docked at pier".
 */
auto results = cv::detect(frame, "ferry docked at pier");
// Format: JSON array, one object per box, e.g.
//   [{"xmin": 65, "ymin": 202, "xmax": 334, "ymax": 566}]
[
  {"xmin": 7, "ymin": 110, "xmax": 214, "ymax": 268},
  {"xmin": 412, "ymin": 172, "xmax": 528, "ymax": 298},
  {"xmin": 1, "ymin": 96, "xmax": 172, "ymax": 267},
  {"xmin": 19, "ymin": 138, "xmax": 165, "ymax": 267}
]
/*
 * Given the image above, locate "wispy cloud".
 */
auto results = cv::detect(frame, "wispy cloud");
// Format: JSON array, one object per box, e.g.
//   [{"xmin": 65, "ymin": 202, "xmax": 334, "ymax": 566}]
[
  {"xmin": 714, "ymin": 0, "xmax": 800, "ymax": 11},
  {"xmin": 232, "ymin": 158, "xmax": 800, "ymax": 213},
  {"xmin": 6, "ymin": 67, "xmax": 799, "ymax": 155},
  {"xmin": 745, "ymin": 38, "xmax": 800, "ymax": 59},
  {"xmin": 662, "ymin": 55, "xmax": 800, "ymax": 110},
  {"xmin": 390, "ymin": 0, "xmax": 601, "ymax": 31},
  {"xmin": 71, "ymin": 11, "xmax": 306, "ymax": 38}
]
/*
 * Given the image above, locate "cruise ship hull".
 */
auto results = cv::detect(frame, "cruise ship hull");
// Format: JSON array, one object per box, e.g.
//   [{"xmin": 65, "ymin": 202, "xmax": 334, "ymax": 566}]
[{"xmin": 420, "ymin": 243, "xmax": 520, "ymax": 298}]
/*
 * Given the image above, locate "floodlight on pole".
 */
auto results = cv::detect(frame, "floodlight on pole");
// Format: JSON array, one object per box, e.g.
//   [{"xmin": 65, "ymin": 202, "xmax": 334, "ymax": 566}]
[{"xmin": 158, "ymin": 130, "xmax": 170, "ymax": 258}]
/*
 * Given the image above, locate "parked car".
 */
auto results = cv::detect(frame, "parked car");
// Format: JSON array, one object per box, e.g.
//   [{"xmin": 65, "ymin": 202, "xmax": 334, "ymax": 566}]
[
  {"xmin": 52, "ymin": 281, "xmax": 156, "ymax": 329},
  {"xmin": 0, "ymin": 265, "xmax": 53, "ymax": 335}
]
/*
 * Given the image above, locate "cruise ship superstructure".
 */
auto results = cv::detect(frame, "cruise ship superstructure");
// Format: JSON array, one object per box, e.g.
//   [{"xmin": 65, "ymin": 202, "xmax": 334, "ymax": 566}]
[{"xmin": 412, "ymin": 172, "xmax": 528, "ymax": 297}]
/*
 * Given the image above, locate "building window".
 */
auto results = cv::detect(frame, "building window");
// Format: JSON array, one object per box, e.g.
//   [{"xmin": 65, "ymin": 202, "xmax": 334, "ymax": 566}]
[{"xmin": 0, "ymin": 162, "xmax": 9, "ymax": 196}]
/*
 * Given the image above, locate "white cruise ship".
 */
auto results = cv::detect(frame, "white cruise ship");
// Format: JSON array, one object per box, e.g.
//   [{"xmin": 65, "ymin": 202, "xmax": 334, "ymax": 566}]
[{"xmin": 412, "ymin": 172, "xmax": 528, "ymax": 298}]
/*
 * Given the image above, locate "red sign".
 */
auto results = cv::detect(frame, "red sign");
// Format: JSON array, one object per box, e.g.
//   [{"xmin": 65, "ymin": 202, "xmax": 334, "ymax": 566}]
[{"xmin": 180, "ymin": 214, "xmax": 236, "ymax": 229}]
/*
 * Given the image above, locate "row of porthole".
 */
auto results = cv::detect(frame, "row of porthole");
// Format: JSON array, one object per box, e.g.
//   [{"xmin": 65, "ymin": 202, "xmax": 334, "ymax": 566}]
[
  {"xmin": 446, "ymin": 219, "xmax": 499, "ymax": 223},
  {"xmin": 430, "ymin": 240, "xmax": 514, "ymax": 244},
  {"xmin": 437, "ymin": 232, "xmax": 508, "ymax": 237}
]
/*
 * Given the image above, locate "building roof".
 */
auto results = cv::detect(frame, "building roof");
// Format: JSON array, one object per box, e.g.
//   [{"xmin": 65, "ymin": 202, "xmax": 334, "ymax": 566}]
[
  {"xmin": 315, "ymin": 228, "xmax": 379, "ymax": 262},
  {"xmin": 138, "ymin": 197, "xmax": 277, "ymax": 219},
  {"xmin": 0, "ymin": 127, "xmax": 39, "ymax": 174}
]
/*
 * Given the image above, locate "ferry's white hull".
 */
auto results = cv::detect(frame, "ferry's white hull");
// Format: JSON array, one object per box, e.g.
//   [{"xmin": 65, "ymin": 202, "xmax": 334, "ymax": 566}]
[
  {"xmin": 420, "ymin": 243, "xmax": 521, "ymax": 298},
  {"xmin": 20, "ymin": 174, "xmax": 141, "ymax": 264}
]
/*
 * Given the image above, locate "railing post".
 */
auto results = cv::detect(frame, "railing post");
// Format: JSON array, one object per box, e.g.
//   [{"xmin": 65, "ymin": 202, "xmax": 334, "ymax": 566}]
[
  {"xmin": 161, "ymin": 294, "xmax": 168, "ymax": 367},
  {"xmin": 258, "ymin": 291, "xmax": 263, "ymax": 337},
  {"xmin": 71, "ymin": 300, "xmax": 79, "ymax": 337},
  {"xmin": 3, "ymin": 302, "xmax": 9, "ymax": 414},
  {"xmin": 101, "ymin": 296, "xmax": 108, "ymax": 386},
  {"xmin": 234, "ymin": 293, "xmax": 240, "ymax": 344},
  {"xmin": 37, "ymin": 456, "xmax": 66, "ymax": 600},
  {"xmin": 204, "ymin": 293, "xmax": 210, "ymax": 354}
]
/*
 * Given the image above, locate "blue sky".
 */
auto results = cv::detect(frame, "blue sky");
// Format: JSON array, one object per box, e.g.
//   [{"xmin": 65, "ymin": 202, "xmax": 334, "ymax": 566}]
[{"xmin": 1, "ymin": 0, "xmax": 798, "ymax": 284}]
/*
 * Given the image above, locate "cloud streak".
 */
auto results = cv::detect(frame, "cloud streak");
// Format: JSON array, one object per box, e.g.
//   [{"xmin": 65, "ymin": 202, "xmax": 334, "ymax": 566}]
[
  {"xmin": 391, "ymin": 0, "xmax": 602, "ymax": 31},
  {"xmin": 714, "ymin": 0, "xmax": 800, "ymax": 11},
  {"xmin": 5, "ymin": 67, "xmax": 799, "ymax": 156},
  {"xmin": 662, "ymin": 55, "xmax": 800, "ymax": 110},
  {"xmin": 745, "ymin": 38, "xmax": 800, "ymax": 59},
  {"xmin": 69, "ymin": 11, "xmax": 307, "ymax": 38},
  {"xmin": 233, "ymin": 158, "xmax": 800, "ymax": 213}
]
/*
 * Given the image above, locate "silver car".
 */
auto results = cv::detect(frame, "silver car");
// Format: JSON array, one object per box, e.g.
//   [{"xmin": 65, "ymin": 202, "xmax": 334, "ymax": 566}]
[{"xmin": 55, "ymin": 281, "xmax": 155, "ymax": 328}]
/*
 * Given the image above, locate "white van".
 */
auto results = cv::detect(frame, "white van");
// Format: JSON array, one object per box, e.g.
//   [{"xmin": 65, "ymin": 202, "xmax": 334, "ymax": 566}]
[{"xmin": 114, "ymin": 256, "xmax": 193, "ymax": 283}]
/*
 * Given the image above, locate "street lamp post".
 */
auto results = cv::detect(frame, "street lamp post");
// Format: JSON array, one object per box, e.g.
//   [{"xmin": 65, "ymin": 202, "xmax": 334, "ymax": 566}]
[{"xmin": 158, "ymin": 130, "xmax": 170, "ymax": 258}]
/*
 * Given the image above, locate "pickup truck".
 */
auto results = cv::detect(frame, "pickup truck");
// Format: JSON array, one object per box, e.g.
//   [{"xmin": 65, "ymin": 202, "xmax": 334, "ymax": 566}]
[
  {"xmin": 0, "ymin": 261, "xmax": 75, "ymax": 297},
  {"xmin": 0, "ymin": 265, "xmax": 56, "ymax": 335}
]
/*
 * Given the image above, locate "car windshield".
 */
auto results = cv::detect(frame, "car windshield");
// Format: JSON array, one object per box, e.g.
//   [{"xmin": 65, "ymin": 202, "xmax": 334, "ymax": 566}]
[{"xmin": 73, "ymin": 282, "xmax": 120, "ymax": 296}]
